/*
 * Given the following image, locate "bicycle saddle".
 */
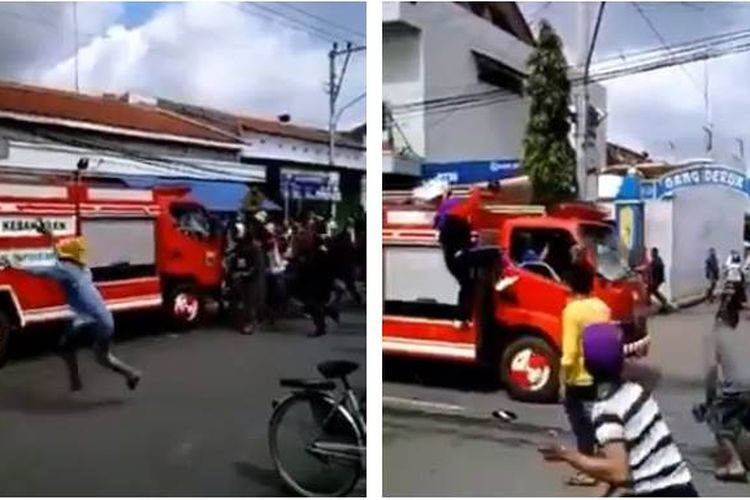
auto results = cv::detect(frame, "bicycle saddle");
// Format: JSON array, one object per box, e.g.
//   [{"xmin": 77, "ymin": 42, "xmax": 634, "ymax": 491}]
[
  {"xmin": 317, "ymin": 360, "xmax": 359, "ymax": 379},
  {"xmin": 280, "ymin": 378, "xmax": 336, "ymax": 391}
]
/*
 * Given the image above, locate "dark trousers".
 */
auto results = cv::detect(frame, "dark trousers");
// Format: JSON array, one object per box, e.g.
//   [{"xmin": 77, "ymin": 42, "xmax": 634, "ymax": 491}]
[
  {"xmin": 232, "ymin": 276, "xmax": 266, "ymax": 334},
  {"xmin": 443, "ymin": 248, "xmax": 473, "ymax": 322},
  {"xmin": 563, "ymin": 385, "xmax": 597, "ymax": 455},
  {"xmin": 60, "ymin": 323, "xmax": 138, "ymax": 390},
  {"xmin": 706, "ymin": 278, "xmax": 718, "ymax": 303},
  {"xmin": 297, "ymin": 258, "xmax": 334, "ymax": 336},
  {"xmin": 649, "ymin": 284, "xmax": 670, "ymax": 310},
  {"xmin": 266, "ymin": 273, "xmax": 287, "ymax": 321}
]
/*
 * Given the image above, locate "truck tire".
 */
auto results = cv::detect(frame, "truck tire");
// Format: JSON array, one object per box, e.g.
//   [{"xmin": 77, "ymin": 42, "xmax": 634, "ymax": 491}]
[
  {"xmin": 500, "ymin": 336, "xmax": 559, "ymax": 403},
  {"xmin": 0, "ymin": 311, "xmax": 11, "ymax": 368},
  {"xmin": 164, "ymin": 285, "xmax": 204, "ymax": 330}
]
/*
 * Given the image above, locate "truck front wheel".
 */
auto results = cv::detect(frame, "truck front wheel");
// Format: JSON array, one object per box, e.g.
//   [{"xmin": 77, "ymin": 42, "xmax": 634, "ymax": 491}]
[
  {"xmin": 499, "ymin": 336, "xmax": 559, "ymax": 403},
  {"xmin": 164, "ymin": 285, "xmax": 204, "ymax": 330}
]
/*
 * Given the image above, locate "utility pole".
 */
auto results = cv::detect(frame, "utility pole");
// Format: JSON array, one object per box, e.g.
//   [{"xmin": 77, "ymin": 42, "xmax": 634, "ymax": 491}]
[
  {"xmin": 328, "ymin": 42, "xmax": 337, "ymax": 167},
  {"xmin": 577, "ymin": 2, "xmax": 605, "ymax": 201},
  {"xmin": 704, "ymin": 58, "xmax": 713, "ymax": 156},
  {"xmin": 73, "ymin": 2, "xmax": 80, "ymax": 93},
  {"xmin": 327, "ymin": 42, "xmax": 366, "ymax": 167},
  {"xmin": 575, "ymin": 2, "xmax": 590, "ymax": 201}
]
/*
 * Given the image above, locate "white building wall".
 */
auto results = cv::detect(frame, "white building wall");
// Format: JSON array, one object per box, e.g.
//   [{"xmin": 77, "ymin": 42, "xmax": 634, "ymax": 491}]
[
  {"xmin": 644, "ymin": 200, "xmax": 674, "ymax": 299},
  {"xmin": 670, "ymin": 185, "xmax": 744, "ymax": 301},
  {"xmin": 240, "ymin": 131, "xmax": 365, "ymax": 171},
  {"xmin": 383, "ymin": 2, "xmax": 533, "ymax": 163}
]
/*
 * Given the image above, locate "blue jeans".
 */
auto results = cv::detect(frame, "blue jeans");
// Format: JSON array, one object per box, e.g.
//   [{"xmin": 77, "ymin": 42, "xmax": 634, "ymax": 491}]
[{"xmin": 564, "ymin": 385, "xmax": 597, "ymax": 455}]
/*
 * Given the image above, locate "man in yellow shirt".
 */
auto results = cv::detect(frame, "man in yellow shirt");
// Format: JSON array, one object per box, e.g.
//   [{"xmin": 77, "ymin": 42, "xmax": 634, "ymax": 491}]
[{"xmin": 559, "ymin": 260, "xmax": 611, "ymax": 486}]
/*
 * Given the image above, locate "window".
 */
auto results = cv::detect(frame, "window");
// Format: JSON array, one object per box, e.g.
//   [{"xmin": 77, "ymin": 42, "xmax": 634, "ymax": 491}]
[
  {"xmin": 170, "ymin": 203, "xmax": 212, "ymax": 240},
  {"xmin": 580, "ymin": 224, "xmax": 631, "ymax": 281},
  {"xmin": 384, "ymin": 24, "xmax": 421, "ymax": 84},
  {"xmin": 510, "ymin": 227, "xmax": 576, "ymax": 283},
  {"xmin": 472, "ymin": 50, "xmax": 525, "ymax": 96}
]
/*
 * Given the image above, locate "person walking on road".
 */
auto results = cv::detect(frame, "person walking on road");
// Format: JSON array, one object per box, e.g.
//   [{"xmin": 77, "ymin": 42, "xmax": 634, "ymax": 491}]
[
  {"xmin": 648, "ymin": 248, "xmax": 672, "ymax": 313},
  {"xmin": 230, "ymin": 214, "xmax": 267, "ymax": 335},
  {"xmin": 694, "ymin": 282, "xmax": 750, "ymax": 482},
  {"xmin": 293, "ymin": 215, "xmax": 336, "ymax": 337},
  {"xmin": 5, "ymin": 221, "xmax": 141, "ymax": 392},
  {"xmin": 705, "ymin": 248, "xmax": 720, "ymax": 304},
  {"xmin": 725, "ymin": 250, "xmax": 747, "ymax": 304},
  {"xmin": 540, "ymin": 323, "xmax": 698, "ymax": 497},
  {"xmin": 558, "ymin": 260, "xmax": 612, "ymax": 487}
]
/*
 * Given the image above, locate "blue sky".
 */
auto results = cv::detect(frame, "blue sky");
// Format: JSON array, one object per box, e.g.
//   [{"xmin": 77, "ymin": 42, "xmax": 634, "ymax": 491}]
[{"xmin": 0, "ymin": 2, "xmax": 366, "ymax": 129}]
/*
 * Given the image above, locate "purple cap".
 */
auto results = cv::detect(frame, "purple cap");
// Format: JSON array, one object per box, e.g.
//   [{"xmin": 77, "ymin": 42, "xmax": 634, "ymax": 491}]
[{"xmin": 582, "ymin": 322, "xmax": 624, "ymax": 380}]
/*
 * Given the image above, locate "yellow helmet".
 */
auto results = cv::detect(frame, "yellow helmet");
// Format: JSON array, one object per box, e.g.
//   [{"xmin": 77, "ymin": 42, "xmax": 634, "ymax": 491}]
[{"xmin": 55, "ymin": 237, "xmax": 87, "ymax": 265}]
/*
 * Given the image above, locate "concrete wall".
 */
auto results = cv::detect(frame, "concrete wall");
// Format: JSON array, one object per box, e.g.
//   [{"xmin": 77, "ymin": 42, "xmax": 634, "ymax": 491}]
[
  {"xmin": 383, "ymin": 2, "xmax": 533, "ymax": 163},
  {"xmin": 240, "ymin": 131, "xmax": 365, "ymax": 171},
  {"xmin": 670, "ymin": 185, "xmax": 744, "ymax": 301},
  {"xmin": 644, "ymin": 200, "xmax": 674, "ymax": 299}
]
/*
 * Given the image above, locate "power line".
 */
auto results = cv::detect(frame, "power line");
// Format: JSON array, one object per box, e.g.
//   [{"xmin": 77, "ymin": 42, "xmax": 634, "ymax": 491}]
[
  {"xmin": 275, "ymin": 3, "xmax": 364, "ymax": 42},
  {"xmin": 229, "ymin": 2, "xmax": 341, "ymax": 43},
  {"xmin": 631, "ymin": 2, "xmax": 704, "ymax": 96}
]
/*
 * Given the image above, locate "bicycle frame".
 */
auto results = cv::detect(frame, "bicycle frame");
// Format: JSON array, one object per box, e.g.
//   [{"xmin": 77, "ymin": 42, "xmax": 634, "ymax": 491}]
[
  {"xmin": 307, "ymin": 387, "xmax": 366, "ymax": 463},
  {"xmin": 277, "ymin": 387, "xmax": 365, "ymax": 465}
]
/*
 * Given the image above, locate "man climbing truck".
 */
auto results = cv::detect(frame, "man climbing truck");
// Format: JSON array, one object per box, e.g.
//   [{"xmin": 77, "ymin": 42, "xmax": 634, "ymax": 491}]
[
  {"xmin": 0, "ymin": 175, "xmax": 225, "ymax": 366},
  {"xmin": 383, "ymin": 185, "xmax": 650, "ymax": 403}
]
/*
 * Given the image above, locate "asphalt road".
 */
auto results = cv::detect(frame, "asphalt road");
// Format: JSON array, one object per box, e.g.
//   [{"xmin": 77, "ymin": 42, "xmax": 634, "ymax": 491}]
[
  {"xmin": 0, "ymin": 308, "xmax": 366, "ymax": 496},
  {"xmin": 383, "ymin": 304, "xmax": 750, "ymax": 497}
]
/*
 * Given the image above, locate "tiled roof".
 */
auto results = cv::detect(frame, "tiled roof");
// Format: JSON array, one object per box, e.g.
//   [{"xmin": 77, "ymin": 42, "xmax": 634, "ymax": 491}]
[
  {"xmin": 0, "ymin": 81, "xmax": 238, "ymax": 144},
  {"xmin": 156, "ymin": 97, "xmax": 364, "ymax": 149}
]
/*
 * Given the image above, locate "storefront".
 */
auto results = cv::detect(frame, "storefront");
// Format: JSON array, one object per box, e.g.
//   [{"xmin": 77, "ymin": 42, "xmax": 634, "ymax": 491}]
[
  {"xmin": 262, "ymin": 161, "xmax": 364, "ymax": 223},
  {"xmin": 421, "ymin": 159, "xmax": 521, "ymax": 184},
  {"xmin": 614, "ymin": 162, "xmax": 747, "ymax": 303}
]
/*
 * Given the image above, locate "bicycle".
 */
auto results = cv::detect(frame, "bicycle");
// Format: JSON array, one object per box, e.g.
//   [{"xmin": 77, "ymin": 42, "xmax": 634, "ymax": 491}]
[{"xmin": 269, "ymin": 360, "xmax": 366, "ymax": 497}]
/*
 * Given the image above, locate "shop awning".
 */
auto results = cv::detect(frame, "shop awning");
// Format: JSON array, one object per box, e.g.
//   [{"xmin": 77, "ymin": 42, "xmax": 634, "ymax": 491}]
[
  {"xmin": 119, "ymin": 177, "xmax": 282, "ymax": 213},
  {"xmin": 119, "ymin": 177, "xmax": 241, "ymax": 212}
]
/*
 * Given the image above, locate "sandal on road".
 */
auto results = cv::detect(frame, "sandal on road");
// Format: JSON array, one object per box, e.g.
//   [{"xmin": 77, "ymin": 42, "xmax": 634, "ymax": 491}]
[
  {"xmin": 565, "ymin": 472, "xmax": 598, "ymax": 487},
  {"xmin": 715, "ymin": 465, "xmax": 748, "ymax": 483}
]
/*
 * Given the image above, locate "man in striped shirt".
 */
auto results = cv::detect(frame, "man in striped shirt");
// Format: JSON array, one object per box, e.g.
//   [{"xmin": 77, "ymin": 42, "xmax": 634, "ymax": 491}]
[{"xmin": 539, "ymin": 323, "xmax": 697, "ymax": 496}]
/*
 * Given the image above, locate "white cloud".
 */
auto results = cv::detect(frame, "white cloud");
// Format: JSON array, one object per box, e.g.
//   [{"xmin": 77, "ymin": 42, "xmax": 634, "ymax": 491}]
[
  {"xmin": 2, "ymin": 2, "xmax": 364, "ymax": 129},
  {"xmin": 521, "ymin": 2, "xmax": 750, "ymax": 164}
]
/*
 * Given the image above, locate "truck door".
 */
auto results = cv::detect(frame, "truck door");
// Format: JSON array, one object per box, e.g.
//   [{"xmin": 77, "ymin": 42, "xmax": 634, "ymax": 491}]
[
  {"xmin": 502, "ymin": 226, "xmax": 575, "ymax": 343},
  {"xmin": 160, "ymin": 202, "xmax": 223, "ymax": 288}
]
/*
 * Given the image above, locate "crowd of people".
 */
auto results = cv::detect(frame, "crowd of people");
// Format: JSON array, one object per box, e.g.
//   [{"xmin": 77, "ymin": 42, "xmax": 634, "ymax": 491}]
[
  {"xmin": 426, "ymin": 179, "xmax": 750, "ymax": 495},
  {"xmin": 540, "ymin": 249, "xmax": 750, "ymax": 496},
  {"xmin": 221, "ymin": 207, "xmax": 366, "ymax": 337}
]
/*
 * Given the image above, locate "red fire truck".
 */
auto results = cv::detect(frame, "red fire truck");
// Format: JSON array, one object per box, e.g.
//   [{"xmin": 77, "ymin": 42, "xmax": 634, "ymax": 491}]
[
  {"xmin": 383, "ymin": 186, "xmax": 651, "ymax": 402},
  {"xmin": 0, "ymin": 175, "xmax": 225, "ymax": 365}
]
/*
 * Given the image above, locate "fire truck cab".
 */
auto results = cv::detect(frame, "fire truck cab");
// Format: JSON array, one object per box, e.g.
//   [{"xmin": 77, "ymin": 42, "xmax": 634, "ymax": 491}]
[
  {"xmin": 0, "ymin": 177, "xmax": 225, "ymax": 365},
  {"xmin": 383, "ymin": 187, "xmax": 651, "ymax": 403}
]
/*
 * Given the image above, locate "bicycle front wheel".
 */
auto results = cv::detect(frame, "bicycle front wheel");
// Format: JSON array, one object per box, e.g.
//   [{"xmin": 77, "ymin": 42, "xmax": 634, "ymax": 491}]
[{"xmin": 269, "ymin": 392, "xmax": 363, "ymax": 497}]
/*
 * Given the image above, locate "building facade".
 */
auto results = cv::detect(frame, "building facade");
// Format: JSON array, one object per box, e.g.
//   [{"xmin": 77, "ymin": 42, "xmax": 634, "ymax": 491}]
[
  {"xmin": 0, "ymin": 82, "xmax": 260, "ymax": 212},
  {"xmin": 158, "ymin": 100, "xmax": 366, "ymax": 222}
]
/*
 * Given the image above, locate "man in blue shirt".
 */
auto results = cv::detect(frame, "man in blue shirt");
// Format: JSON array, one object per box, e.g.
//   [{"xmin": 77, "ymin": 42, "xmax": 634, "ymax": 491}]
[{"xmin": 6, "ymin": 221, "xmax": 141, "ymax": 392}]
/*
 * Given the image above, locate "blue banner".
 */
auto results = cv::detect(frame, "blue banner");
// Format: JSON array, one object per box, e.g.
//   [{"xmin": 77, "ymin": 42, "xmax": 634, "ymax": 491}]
[
  {"xmin": 421, "ymin": 159, "xmax": 520, "ymax": 184},
  {"xmin": 654, "ymin": 165, "xmax": 747, "ymax": 198}
]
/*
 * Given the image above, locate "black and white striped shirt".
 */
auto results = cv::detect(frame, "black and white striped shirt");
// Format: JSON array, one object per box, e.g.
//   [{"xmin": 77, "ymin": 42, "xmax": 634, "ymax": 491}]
[{"xmin": 592, "ymin": 382, "xmax": 692, "ymax": 495}]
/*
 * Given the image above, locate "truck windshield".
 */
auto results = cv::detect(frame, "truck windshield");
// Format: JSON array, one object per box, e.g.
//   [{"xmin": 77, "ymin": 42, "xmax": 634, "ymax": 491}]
[
  {"xmin": 170, "ymin": 203, "xmax": 211, "ymax": 240},
  {"xmin": 580, "ymin": 224, "xmax": 630, "ymax": 281}
]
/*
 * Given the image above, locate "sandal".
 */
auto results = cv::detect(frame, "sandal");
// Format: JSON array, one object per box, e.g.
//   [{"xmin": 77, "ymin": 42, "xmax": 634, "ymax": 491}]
[
  {"xmin": 565, "ymin": 472, "xmax": 598, "ymax": 487},
  {"xmin": 715, "ymin": 465, "xmax": 748, "ymax": 483}
]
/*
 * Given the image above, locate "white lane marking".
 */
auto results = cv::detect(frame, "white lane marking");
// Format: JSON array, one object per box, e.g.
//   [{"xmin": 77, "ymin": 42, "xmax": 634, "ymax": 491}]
[{"xmin": 383, "ymin": 396, "xmax": 466, "ymax": 413}]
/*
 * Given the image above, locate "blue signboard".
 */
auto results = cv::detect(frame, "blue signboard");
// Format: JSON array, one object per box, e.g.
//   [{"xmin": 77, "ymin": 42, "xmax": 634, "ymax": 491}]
[
  {"xmin": 655, "ymin": 165, "xmax": 747, "ymax": 198},
  {"xmin": 280, "ymin": 169, "xmax": 341, "ymax": 201},
  {"xmin": 421, "ymin": 159, "xmax": 520, "ymax": 184}
]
